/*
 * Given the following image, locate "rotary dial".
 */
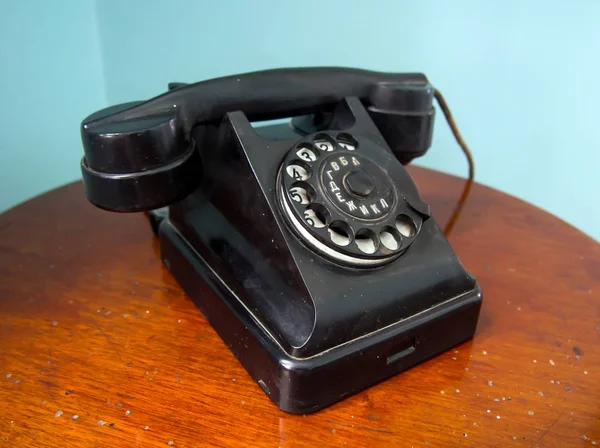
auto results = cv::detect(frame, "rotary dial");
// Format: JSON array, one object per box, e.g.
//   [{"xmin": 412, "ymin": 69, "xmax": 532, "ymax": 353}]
[{"xmin": 278, "ymin": 132, "xmax": 424, "ymax": 267}]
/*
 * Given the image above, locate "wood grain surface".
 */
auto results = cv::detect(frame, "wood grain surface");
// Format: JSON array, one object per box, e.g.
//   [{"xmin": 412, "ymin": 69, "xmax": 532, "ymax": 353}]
[{"xmin": 0, "ymin": 166, "xmax": 598, "ymax": 448}]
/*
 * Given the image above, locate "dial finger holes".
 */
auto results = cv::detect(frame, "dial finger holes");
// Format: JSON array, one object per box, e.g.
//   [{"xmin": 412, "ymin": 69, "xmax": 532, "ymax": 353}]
[
  {"xmin": 313, "ymin": 134, "xmax": 336, "ymax": 152},
  {"xmin": 303, "ymin": 204, "xmax": 329, "ymax": 229},
  {"xmin": 336, "ymin": 133, "xmax": 358, "ymax": 151},
  {"xmin": 289, "ymin": 182, "xmax": 315, "ymax": 205},
  {"xmin": 355, "ymin": 228, "xmax": 377, "ymax": 254},
  {"xmin": 328, "ymin": 221, "xmax": 353, "ymax": 247},
  {"xmin": 295, "ymin": 144, "xmax": 318, "ymax": 162},
  {"xmin": 395, "ymin": 214, "xmax": 417, "ymax": 237},
  {"xmin": 286, "ymin": 160, "xmax": 311, "ymax": 181},
  {"xmin": 380, "ymin": 227, "xmax": 402, "ymax": 251}
]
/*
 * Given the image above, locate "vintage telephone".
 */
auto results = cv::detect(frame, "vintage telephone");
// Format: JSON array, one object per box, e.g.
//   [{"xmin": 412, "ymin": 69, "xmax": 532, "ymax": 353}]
[{"xmin": 79, "ymin": 67, "xmax": 482, "ymax": 414}]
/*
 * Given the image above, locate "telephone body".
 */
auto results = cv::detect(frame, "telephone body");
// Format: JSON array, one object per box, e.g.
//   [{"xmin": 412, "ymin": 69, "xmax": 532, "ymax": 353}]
[{"xmin": 79, "ymin": 68, "xmax": 482, "ymax": 414}]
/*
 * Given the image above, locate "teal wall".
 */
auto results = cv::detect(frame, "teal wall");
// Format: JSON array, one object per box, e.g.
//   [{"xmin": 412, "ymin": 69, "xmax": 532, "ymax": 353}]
[
  {"xmin": 0, "ymin": 0, "xmax": 106, "ymax": 211},
  {"xmin": 2, "ymin": 0, "xmax": 599, "ymax": 240}
]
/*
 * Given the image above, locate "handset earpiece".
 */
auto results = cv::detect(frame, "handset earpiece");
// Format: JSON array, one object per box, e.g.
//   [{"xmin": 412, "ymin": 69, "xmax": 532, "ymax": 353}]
[
  {"xmin": 367, "ymin": 81, "xmax": 435, "ymax": 164},
  {"xmin": 79, "ymin": 67, "xmax": 431, "ymax": 212},
  {"xmin": 80, "ymin": 99, "xmax": 200, "ymax": 213}
]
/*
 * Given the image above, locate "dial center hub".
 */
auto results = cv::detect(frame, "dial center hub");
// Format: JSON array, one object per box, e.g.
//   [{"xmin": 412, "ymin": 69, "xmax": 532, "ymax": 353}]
[
  {"xmin": 320, "ymin": 154, "xmax": 395, "ymax": 221},
  {"xmin": 344, "ymin": 169, "xmax": 375, "ymax": 197}
]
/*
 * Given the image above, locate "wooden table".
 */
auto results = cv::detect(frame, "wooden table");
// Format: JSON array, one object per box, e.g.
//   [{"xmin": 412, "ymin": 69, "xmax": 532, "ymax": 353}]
[{"xmin": 0, "ymin": 166, "xmax": 598, "ymax": 447}]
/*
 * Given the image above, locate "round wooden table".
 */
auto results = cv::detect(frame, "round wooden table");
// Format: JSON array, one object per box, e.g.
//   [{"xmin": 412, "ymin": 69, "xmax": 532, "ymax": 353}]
[{"xmin": 0, "ymin": 166, "xmax": 598, "ymax": 447}]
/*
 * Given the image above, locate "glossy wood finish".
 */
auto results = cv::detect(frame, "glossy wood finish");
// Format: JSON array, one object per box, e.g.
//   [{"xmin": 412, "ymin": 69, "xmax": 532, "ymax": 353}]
[{"xmin": 0, "ymin": 166, "xmax": 598, "ymax": 447}]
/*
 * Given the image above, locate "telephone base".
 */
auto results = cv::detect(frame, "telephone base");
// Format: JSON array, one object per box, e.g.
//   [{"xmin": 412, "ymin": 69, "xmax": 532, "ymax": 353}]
[{"xmin": 157, "ymin": 218, "xmax": 482, "ymax": 414}]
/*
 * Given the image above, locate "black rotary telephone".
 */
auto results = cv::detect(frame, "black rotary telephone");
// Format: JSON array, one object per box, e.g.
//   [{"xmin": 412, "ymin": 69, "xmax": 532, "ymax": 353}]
[{"xmin": 79, "ymin": 67, "xmax": 482, "ymax": 414}]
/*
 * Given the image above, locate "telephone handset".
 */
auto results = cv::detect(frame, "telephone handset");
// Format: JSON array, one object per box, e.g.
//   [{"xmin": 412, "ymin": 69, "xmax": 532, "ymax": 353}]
[
  {"xmin": 80, "ymin": 68, "xmax": 433, "ymax": 213},
  {"xmin": 79, "ymin": 67, "xmax": 482, "ymax": 413}
]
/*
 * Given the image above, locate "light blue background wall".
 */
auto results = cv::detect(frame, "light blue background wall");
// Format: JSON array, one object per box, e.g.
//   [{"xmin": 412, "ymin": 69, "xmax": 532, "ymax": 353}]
[
  {"xmin": 2, "ymin": 0, "xmax": 599, "ymax": 241},
  {"xmin": 0, "ymin": 0, "xmax": 106, "ymax": 211}
]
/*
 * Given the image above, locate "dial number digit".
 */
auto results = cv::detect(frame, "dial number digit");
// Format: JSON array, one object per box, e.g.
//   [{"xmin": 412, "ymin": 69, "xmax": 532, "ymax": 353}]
[
  {"xmin": 314, "ymin": 140, "xmax": 334, "ymax": 152},
  {"xmin": 303, "ymin": 208, "xmax": 326, "ymax": 228},
  {"xmin": 286, "ymin": 164, "xmax": 309, "ymax": 181},
  {"xmin": 290, "ymin": 187, "xmax": 311, "ymax": 204},
  {"xmin": 336, "ymin": 133, "xmax": 358, "ymax": 151},
  {"xmin": 296, "ymin": 147, "xmax": 317, "ymax": 162}
]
